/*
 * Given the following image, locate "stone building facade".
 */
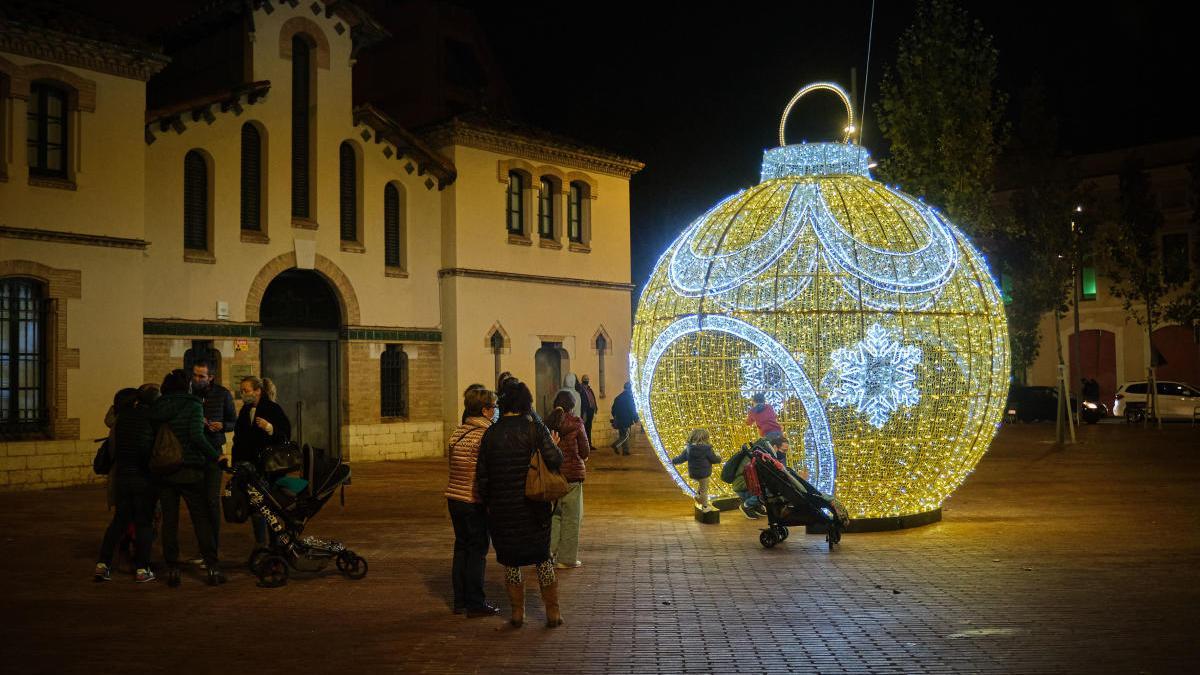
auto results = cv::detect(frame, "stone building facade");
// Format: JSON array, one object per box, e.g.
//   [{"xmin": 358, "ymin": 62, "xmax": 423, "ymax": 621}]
[{"xmin": 0, "ymin": 1, "xmax": 641, "ymax": 490}]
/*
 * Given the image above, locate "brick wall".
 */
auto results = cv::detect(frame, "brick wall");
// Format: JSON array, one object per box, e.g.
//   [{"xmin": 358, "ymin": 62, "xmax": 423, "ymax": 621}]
[
  {"xmin": 343, "ymin": 341, "xmax": 444, "ymax": 461},
  {"xmin": 0, "ymin": 440, "xmax": 103, "ymax": 491},
  {"xmin": 143, "ymin": 335, "xmax": 260, "ymax": 390}
]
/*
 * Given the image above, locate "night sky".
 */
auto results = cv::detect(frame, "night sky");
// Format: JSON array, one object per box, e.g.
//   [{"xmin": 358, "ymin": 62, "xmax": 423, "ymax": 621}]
[
  {"xmin": 473, "ymin": 1, "xmax": 1198, "ymax": 291},
  {"xmin": 55, "ymin": 0, "xmax": 1200, "ymax": 290}
]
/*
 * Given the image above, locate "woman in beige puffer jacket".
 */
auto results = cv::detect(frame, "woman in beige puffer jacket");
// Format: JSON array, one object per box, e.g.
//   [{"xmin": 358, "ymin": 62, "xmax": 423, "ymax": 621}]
[{"xmin": 445, "ymin": 387, "xmax": 499, "ymax": 618}]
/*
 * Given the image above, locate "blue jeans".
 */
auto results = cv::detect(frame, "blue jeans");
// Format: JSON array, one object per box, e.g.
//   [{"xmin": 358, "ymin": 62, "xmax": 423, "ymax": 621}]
[{"xmin": 735, "ymin": 489, "xmax": 760, "ymax": 509}]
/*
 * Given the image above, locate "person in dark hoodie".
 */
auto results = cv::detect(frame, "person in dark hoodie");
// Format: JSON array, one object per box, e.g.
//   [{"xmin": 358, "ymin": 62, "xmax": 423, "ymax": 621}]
[
  {"xmin": 672, "ymin": 428, "xmax": 723, "ymax": 511},
  {"xmin": 153, "ymin": 370, "xmax": 223, "ymax": 587},
  {"xmin": 94, "ymin": 386, "xmax": 157, "ymax": 583}
]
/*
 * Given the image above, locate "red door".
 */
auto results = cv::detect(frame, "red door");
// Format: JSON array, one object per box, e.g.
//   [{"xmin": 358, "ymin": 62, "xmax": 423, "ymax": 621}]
[
  {"xmin": 1069, "ymin": 330, "xmax": 1117, "ymax": 408},
  {"xmin": 1152, "ymin": 325, "xmax": 1200, "ymax": 387}
]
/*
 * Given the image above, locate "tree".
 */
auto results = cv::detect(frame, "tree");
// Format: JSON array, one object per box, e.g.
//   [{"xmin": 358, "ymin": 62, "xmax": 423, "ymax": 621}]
[
  {"xmin": 874, "ymin": 0, "xmax": 1007, "ymax": 240},
  {"xmin": 1164, "ymin": 152, "xmax": 1200, "ymax": 327},
  {"xmin": 1106, "ymin": 156, "xmax": 1172, "ymax": 426}
]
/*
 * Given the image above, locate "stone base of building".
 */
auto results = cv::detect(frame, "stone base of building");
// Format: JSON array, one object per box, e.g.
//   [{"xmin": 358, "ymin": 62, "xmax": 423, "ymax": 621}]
[
  {"xmin": 344, "ymin": 421, "xmax": 446, "ymax": 462},
  {"xmin": 0, "ymin": 440, "xmax": 105, "ymax": 491}
]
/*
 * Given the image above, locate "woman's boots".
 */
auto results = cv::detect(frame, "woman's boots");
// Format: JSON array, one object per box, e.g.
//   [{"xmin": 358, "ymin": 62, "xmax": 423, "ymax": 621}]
[
  {"xmin": 541, "ymin": 580, "xmax": 564, "ymax": 627},
  {"xmin": 506, "ymin": 581, "xmax": 525, "ymax": 627}
]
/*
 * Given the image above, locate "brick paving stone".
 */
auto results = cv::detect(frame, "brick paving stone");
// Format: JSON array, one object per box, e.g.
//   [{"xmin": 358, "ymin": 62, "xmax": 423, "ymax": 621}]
[{"xmin": 0, "ymin": 423, "xmax": 1198, "ymax": 673}]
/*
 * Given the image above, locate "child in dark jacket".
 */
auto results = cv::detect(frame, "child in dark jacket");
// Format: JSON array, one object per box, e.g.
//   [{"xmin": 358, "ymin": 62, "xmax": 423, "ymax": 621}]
[{"xmin": 672, "ymin": 429, "xmax": 723, "ymax": 511}]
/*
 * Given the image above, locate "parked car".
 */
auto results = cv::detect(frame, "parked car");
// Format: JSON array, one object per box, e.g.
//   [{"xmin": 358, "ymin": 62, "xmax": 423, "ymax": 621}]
[
  {"xmin": 1113, "ymin": 381, "xmax": 1200, "ymax": 420},
  {"xmin": 1006, "ymin": 386, "xmax": 1080, "ymax": 423}
]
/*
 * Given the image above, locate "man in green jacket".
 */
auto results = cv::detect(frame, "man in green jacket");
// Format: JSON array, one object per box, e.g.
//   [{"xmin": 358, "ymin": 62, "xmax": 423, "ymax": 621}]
[{"xmin": 153, "ymin": 370, "xmax": 224, "ymax": 587}]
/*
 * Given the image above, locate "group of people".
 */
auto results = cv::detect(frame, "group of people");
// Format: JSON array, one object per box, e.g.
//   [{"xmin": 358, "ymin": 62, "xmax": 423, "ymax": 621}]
[
  {"xmin": 93, "ymin": 361, "xmax": 291, "ymax": 586},
  {"xmin": 672, "ymin": 392, "xmax": 801, "ymax": 519},
  {"xmin": 445, "ymin": 370, "xmax": 604, "ymax": 627}
]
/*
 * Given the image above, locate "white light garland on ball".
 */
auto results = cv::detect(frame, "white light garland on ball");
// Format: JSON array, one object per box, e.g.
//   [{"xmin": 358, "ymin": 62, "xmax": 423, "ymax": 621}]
[{"xmin": 630, "ymin": 82, "xmax": 1010, "ymax": 520}]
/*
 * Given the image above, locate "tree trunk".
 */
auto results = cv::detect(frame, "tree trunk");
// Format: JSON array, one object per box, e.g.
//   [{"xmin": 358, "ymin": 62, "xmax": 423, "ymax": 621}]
[
  {"xmin": 1053, "ymin": 309, "xmax": 1075, "ymax": 444},
  {"xmin": 1147, "ymin": 298, "xmax": 1161, "ymax": 429}
]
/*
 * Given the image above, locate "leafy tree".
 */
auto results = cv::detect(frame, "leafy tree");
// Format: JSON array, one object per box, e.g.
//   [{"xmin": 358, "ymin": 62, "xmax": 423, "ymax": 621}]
[
  {"xmin": 1106, "ymin": 155, "xmax": 1173, "ymax": 425},
  {"xmin": 1164, "ymin": 152, "xmax": 1200, "ymax": 326},
  {"xmin": 874, "ymin": 0, "xmax": 1007, "ymax": 240}
]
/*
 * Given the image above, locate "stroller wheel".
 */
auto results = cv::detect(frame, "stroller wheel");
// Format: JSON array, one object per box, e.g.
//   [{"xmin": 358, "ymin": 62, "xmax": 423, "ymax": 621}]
[
  {"xmin": 759, "ymin": 529, "xmax": 779, "ymax": 549},
  {"xmin": 336, "ymin": 550, "xmax": 352, "ymax": 573},
  {"xmin": 775, "ymin": 525, "xmax": 789, "ymax": 540},
  {"xmin": 341, "ymin": 553, "xmax": 368, "ymax": 580},
  {"xmin": 256, "ymin": 555, "xmax": 289, "ymax": 588},
  {"xmin": 247, "ymin": 547, "xmax": 271, "ymax": 574},
  {"xmin": 827, "ymin": 524, "xmax": 842, "ymax": 549}
]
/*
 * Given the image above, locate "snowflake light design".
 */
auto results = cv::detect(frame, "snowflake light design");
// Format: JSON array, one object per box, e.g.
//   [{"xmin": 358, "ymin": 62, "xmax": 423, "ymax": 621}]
[
  {"xmin": 827, "ymin": 323, "xmax": 922, "ymax": 428},
  {"xmin": 740, "ymin": 355, "xmax": 789, "ymax": 409}
]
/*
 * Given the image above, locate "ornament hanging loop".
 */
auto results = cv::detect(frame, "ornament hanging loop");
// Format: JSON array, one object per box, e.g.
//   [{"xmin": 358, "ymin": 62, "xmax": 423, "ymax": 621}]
[{"xmin": 778, "ymin": 82, "xmax": 856, "ymax": 147}]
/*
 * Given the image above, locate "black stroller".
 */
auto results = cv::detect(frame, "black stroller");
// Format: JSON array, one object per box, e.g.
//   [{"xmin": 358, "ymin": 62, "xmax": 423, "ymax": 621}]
[
  {"xmin": 222, "ymin": 443, "xmax": 367, "ymax": 587},
  {"xmin": 745, "ymin": 447, "xmax": 850, "ymax": 550}
]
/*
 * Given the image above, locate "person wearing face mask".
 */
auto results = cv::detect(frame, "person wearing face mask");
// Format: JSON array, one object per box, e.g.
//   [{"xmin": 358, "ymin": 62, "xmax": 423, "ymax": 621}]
[
  {"xmin": 189, "ymin": 360, "xmax": 236, "ymax": 565},
  {"xmin": 231, "ymin": 375, "xmax": 291, "ymax": 546}
]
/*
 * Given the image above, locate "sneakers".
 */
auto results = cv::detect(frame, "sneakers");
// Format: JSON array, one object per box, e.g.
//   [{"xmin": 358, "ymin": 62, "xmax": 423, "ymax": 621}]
[
  {"xmin": 739, "ymin": 503, "xmax": 760, "ymax": 519},
  {"xmin": 93, "ymin": 562, "xmax": 111, "ymax": 582},
  {"xmin": 136, "ymin": 568, "xmax": 157, "ymax": 583},
  {"xmin": 206, "ymin": 566, "xmax": 227, "ymax": 586},
  {"xmin": 554, "ymin": 560, "xmax": 583, "ymax": 569}
]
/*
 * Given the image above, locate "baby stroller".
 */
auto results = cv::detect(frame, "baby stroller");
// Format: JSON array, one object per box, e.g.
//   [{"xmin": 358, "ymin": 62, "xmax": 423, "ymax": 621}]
[
  {"xmin": 222, "ymin": 442, "xmax": 367, "ymax": 587},
  {"xmin": 745, "ymin": 447, "xmax": 850, "ymax": 550}
]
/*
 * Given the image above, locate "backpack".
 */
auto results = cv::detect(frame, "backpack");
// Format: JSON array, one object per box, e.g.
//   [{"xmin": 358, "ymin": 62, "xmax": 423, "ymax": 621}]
[
  {"xmin": 149, "ymin": 423, "xmax": 184, "ymax": 475},
  {"xmin": 720, "ymin": 445, "xmax": 751, "ymax": 484}
]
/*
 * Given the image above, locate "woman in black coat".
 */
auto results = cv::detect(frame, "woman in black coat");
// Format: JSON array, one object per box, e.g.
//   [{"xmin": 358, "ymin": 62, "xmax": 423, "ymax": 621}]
[
  {"xmin": 476, "ymin": 379, "xmax": 565, "ymax": 628},
  {"xmin": 231, "ymin": 376, "xmax": 291, "ymax": 545}
]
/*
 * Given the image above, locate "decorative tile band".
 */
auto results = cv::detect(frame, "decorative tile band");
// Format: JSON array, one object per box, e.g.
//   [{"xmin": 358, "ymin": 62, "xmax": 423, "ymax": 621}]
[{"xmin": 143, "ymin": 320, "xmax": 442, "ymax": 342}]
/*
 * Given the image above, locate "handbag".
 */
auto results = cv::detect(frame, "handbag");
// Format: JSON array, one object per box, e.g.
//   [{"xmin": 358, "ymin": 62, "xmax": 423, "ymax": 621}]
[
  {"xmin": 92, "ymin": 436, "xmax": 114, "ymax": 475},
  {"xmin": 149, "ymin": 423, "xmax": 184, "ymax": 475},
  {"xmin": 524, "ymin": 422, "xmax": 570, "ymax": 502}
]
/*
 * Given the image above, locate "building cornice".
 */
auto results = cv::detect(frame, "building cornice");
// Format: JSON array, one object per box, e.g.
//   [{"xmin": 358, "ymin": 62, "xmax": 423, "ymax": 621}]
[
  {"xmin": 423, "ymin": 120, "xmax": 645, "ymax": 179},
  {"xmin": 353, "ymin": 104, "xmax": 457, "ymax": 189},
  {"xmin": 0, "ymin": 21, "xmax": 169, "ymax": 82},
  {"xmin": 144, "ymin": 81, "xmax": 271, "ymax": 144},
  {"xmin": 0, "ymin": 225, "xmax": 149, "ymax": 250},
  {"xmin": 438, "ymin": 267, "xmax": 634, "ymax": 292}
]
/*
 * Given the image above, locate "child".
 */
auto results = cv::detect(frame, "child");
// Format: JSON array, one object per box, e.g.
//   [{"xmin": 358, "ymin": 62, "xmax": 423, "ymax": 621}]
[
  {"xmin": 672, "ymin": 429, "xmax": 723, "ymax": 511},
  {"xmin": 745, "ymin": 393, "xmax": 782, "ymax": 441}
]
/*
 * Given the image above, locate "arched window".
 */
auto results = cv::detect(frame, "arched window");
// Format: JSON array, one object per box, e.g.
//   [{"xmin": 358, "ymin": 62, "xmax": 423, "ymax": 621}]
[
  {"xmin": 506, "ymin": 171, "xmax": 525, "ymax": 235},
  {"xmin": 595, "ymin": 332, "xmax": 608, "ymax": 398},
  {"xmin": 568, "ymin": 181, "xmax": 586, "ymax": 243},
  {"xmin": 183, "ymin": 150, "xmax": 209, "ymax": 251},
  {"xmin": 538, "ymin": 177, "xmax": 556, "ymax": 238},
  {"xmin": 381, "ymin": 344, "xmax": 409, "ymax": 418},
  {"xmin": 384, "ymin": 183, "xmax": 406, "ymax": 269},
  {"xmin": 27, "ymin": 82, "xmax": 69, "ymax": 178},
  {"xmin": 240, "ymin": 123, "xmax": 263, "ymax": 231},
  {"xmin": 291, "ymin": 35, "xmax": 313, "ymax": 219},
  {"xmin": 339, "ymin": 141, "xmax": 358, "ymax": 242},
  {"xmin": 489, "ymin": 330, "xmax": 505, "ymax": 385},
  {"xmin": 0, "ymin": 278, "xmax": 48, "ymax": 434}
]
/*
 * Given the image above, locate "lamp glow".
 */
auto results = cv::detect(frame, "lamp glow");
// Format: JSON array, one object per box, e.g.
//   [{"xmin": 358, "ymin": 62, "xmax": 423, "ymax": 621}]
[{"xmin": 631, "ymin": 82, "xmax": 1010, "ymax": 520}]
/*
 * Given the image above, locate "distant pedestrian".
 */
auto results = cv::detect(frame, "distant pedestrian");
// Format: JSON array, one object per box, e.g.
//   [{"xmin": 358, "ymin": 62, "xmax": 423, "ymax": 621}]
[
  {"xmin": 611, "ymin": 381, "xmax": 638, "ymax": 455},
  {"xmin": 576, "ymin": 374, "xmax": 598, "ymax": 440},
  {"xmin": 746, "ymin": 393, "xmax": 782, "ymax": 441},
  {"xmin": 557, "ymin": 373, "xmax": 582, "ymax": 417},
  {"xmin": 445, "ymin": 387, "xmax": 500, "ymax": 618},
  {"xmin": 476, "ymin": 379, "xmax": 566, "ymax": 627},
  {"xmin": 672, "ymin": 429, "xmax": 722, "ymax": 511},
  {"xmin": 546, "ymin": 391, "xmax": 589, "ymax": 569}
]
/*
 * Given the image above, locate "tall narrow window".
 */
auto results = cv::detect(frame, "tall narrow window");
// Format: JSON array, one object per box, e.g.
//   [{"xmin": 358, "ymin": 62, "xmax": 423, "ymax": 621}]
[
  {"xmin": 538, "ymin": 178, "xmax": 555, "ymax": 238},
  {"xmin": 381, "ymin": 344, "xmax": 409, "ymax": 418},
  {"xmin": 0, "ymin": 278, "xmax": 48, "ymax": 435},
  {"xmin": 27, "ymin": 83, "xmax": 68, "ymax": 178},
  {"xmin": 490, "ymin": 331, "xmax": 505, "ymax": 385},
  {"xmin": 1163, "ymin": 233, "xmax": 1190, "ymax": 284},
  {"xmin": 595, "ymin": 332, "xmax": 608, "ymax": 398},
  {"xmin": 506, "ymin": 171, "xmax": 524, "ymax": 235},
  {"xmin": 384, "ymin": 183, "xmax": 404, "ymax": 269},
  {"xmin": 339, "ymin": 141, "xmax": 358, "ymax": 242},
  {"xmin": 1081, "ymin": 266, "xmax": 1097, "ymax": 301},
  {"xmin": 240, "ymin": 123, "xmax": 262, "ymax": 231},
  {"xmin": 568, "ymin": 182, "xmax": 584, "ymax": 243},
  {"xmin": 183, "ymin": 150, "xmax": 209, "ymax": 251},
  {"xmin": 291, "ymin": 36, "xmax": 312, "ymax": 219}
]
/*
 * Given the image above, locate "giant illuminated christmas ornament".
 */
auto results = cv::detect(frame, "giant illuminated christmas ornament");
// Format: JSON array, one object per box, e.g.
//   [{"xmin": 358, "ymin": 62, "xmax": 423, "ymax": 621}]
[{"xmin": 630, "ymin": 82, "xmax": 1009, "ymax": 525}]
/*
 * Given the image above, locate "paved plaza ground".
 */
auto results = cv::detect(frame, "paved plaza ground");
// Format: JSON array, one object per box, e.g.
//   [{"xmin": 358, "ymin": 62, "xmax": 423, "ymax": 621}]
[{"xmin": 1, "ymin": 421, "xmax": 1198, "ymax": 674}]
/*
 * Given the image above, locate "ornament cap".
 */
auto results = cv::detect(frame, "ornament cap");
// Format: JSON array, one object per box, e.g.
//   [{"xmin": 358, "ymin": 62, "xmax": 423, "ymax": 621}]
[
  {"xmin": 761, "ymin": 143, "xmax": 872, "ymax": 180},
  {"xmin": 778, "ymin": 81, "xmax": 857, "ymax": 146}
]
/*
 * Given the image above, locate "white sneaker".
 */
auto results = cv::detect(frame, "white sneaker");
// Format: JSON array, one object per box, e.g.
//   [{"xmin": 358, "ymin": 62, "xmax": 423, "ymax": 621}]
[
  {"xmin": 136, "ymin": 568, "xmax": 157, "ymax": 583},
  {"xmin": 93, "ymin": 562, "xmax": 111, "ymax": 582}
]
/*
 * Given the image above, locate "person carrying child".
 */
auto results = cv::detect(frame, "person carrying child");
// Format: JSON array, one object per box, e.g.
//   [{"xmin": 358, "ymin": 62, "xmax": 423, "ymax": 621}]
[
  {"xmin": 672, "ymin": 429, "xmax": 723, "ymax": 511},
  {"xmin": 745, "ymin": 393, "xmax": 782, "ymax": 441}
]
